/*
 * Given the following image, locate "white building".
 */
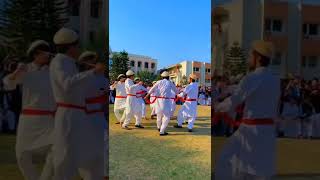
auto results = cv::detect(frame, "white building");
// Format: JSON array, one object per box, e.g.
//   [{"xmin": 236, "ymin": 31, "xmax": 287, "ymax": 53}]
[
  {"xmin": 65, "ymin": 0, "xmax": 107, "ymax": 46},
  {"xmin": 128, "ymin": 54, "xmax": 157, "ymax": 74},
  {"xmin": 166, "ymin": 61, "xmax": 211, "ymax": 87},
  {"xmin": 213, "ymin": 0, "xmax": 320, "ymax": 79}
]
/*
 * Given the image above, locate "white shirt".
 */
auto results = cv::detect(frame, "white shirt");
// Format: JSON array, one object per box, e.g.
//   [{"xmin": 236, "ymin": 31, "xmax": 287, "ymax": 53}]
[
  {"xmin": 220, "ymin": 67, "xmax": 281, "ymax": 119},
  {"xmin": 125, "ymin": 78, "xmax": 140, "ymax": 95},
  {"xmin": 149, "ymin": 79, "xmax": 178, "ymax": 98},
  {"xmin": 111, "ymin": 82, "xmax": 126, "ymax": 97},
  {"xmin": 180, "ymin": 82, "xmax": 199, "ymax": 100}
]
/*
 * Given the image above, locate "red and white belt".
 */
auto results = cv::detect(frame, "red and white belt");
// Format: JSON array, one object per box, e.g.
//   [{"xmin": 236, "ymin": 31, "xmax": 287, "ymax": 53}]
[
  {"xmin": 57, "ymin": 102, "xmax": 86, "ymax": 111},
  {"xmin": 115, "ymin": 96, "xmax": 127, "ymax": 98},
  {"xmin": 21, "ymin": 108, "xmax": 55, "ymax": 116},
  {"xmin": 86, "ymin": 96, "xmax": 106, "ymax": 114},
  {"xmin": 127, "ymin": 94, "xmax": 136, "ymax": 97},
  {"xmin": 241, "ymin": 118, "xmax": 274, "ymax": 125}
]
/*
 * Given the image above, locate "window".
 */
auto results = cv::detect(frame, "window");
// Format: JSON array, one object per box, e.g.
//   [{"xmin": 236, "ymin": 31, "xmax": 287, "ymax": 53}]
[
  {"xmin": 303, "ymin": 24, "xmax": 319, "ymax": 37},
  {"xmin": 91, "ymin": 0, "xmax": 101, "ymax": 18},
  {"xmin": 145, "ymin": 62, "xmax": 149, "ymax": 68},
  {"xmin": 273, "ymin": 20, "xmax": 282, "ymax": 32},
  {"xmin": 206, "ymin": 68, "xmax": 211, "ymax": 73},
  {"xmin": 151, "ymin": 63, "xmax": 155, "ymax": 69},
  {"xmin": 130, "ymin": 61, "xmax": 135, "ymax": 67},
  {"xmin": 309, "ymin": 24, "xmax": 318, "ymax": 36},
  {"xmin": 272, "ymin": 52, "xmax": 282, "ymax": 65},
  {"xmin": 193, "ymin": 67, "xmax": 200, "ymax": 72},
  {"xmin": 138, "ymin": 61, "xmax": 141, "ymax": 67},
  {"xmin": 265, "ymin": 19, "xmax": 283, "ymax": 33},
  {"xmin": 308, "ymin": 56, "xmax": 318, "ymax": 68},
  {"xmin": 303, "ymin": 24, "xmax": 307, "ymax": 35}
]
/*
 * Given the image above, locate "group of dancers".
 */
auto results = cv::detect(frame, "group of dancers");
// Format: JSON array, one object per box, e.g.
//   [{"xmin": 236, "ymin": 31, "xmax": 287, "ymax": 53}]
[
  {"xmin": 4, "ymin": 28, "xmax": 108, "ymax": 179},
  {"xmin": 111, "ymin": 70, "xmax": 200, "ymax": 135}
]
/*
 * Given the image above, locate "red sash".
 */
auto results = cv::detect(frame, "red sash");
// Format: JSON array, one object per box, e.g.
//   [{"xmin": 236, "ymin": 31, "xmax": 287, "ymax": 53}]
[
  {"xmin": 115, "ymin": 96, "xmax": 127, "ymax": 98},
  {"xmin": 22, "ymin": 109, "xmax": 55, "ymax": 116},
  {"xmin": 185, "ymin": 98, "xmax": 197, "ymax": 102},
  {"xmin": 57, "ymin": 102, "xmax": 86, "ymax": 111},
  {"xmin": 85, "ymin": 95, "xmax": 106, "ymax": 104},
  {"xmin": 241, "ymin": 118, "xmax": 274, "ymax": 125}
]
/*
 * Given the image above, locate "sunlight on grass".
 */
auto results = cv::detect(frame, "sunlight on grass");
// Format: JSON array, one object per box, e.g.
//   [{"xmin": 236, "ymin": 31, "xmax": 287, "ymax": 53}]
[{"xmin": 109, "ymin": 105, "xmax": 212, "ymax": 180}]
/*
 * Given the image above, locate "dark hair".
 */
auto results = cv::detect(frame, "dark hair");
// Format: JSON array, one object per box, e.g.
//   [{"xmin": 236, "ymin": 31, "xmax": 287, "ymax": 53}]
[
  {"xmin": 162, "ymin": 77, "xmax": 169, "ymax": 80},
  {"xmin": 252, "ymin": 50, "xmax": 270, "ymax": 67},
  {"xmin": 29, "ymin": 44, "xmax": 51, "ymax": 59},
  {"xmin": 118, "ymin": 75, "xmax": 125, "ymax": 80},
  {"xmin": 191, "ymin": 79, "xmax": 196, "ymax": 82},
  {"xmin": 55, "ymin": 40, "xmax": 79, "ymax": 54}
]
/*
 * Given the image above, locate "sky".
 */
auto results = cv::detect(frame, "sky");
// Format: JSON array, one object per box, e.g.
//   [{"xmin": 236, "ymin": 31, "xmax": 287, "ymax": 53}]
[{"xmin": 109, "ymin": 0, "xmax": 211, "ymax": 69}]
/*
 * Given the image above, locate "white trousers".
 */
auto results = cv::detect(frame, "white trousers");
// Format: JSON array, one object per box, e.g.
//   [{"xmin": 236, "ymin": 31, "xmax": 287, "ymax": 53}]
[
  {"xmin": 177, "ymin": 111, "xmax": 196, "ymax": 129},
  {"xmin": 122, "ymin": 109, "xmax": 142, "ymax": 127},
  {"xmin": 17, "ymin": 146, "xmax": 53, "ymax": 180},
  {"xmin": 150, "ymin": 105, "xmax": 156, "ymax": 116},
  {"xmin": 114, "ymin": 108, "xmax": 126, "ymax": 122},
  {"xmin": 141, "ymin": 102, "xmax": 146, "ymax": 118},
  {"xmin": 157, "ymin": 111, "xmax": 171, "ymax": 134}
]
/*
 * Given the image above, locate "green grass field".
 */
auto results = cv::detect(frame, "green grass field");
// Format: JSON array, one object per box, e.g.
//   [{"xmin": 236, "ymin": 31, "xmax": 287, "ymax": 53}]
[
  {"xmin": 109, "ymin": 105, "xmax": 211, "ymax": 180},
  {"xmin": 1, "ymin": 104, "xmax": 320, "ymax": 179},
  {"xmin": 214, "ymin": 137, "xmax": 320, "ymax": 179}
]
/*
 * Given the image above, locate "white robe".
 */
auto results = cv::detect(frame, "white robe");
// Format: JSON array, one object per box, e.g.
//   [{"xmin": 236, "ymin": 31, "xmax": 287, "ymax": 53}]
[
  {"xmin": 111, "ymin": 82, "xmax": 126, "ymax": 110},
  {"xmin": 3, "ymin": 63, "xmax": 56, "ymax": 156},
  {"xmin": 49, "ymin": 53, "xmax": 95, "ymax": 178},
  {"xmin": 178, "ymin": 82, "xmax": 199, "ymax": 118},
  {"xmin": 215, "ymin": 67, "xmax": 280, "ymax": 178},
  {"xmin": 149, "ymin": 79, "xmax": 178, "ymax": 116},
  {"xmin": 81, "ymin": 74, "xmax": 107, "ymax": 178}
]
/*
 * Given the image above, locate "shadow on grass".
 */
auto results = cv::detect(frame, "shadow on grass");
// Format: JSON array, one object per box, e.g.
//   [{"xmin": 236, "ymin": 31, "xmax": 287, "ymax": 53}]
[
  {"xmin": 109, "ymin": 133, "xmax": 211, "ymax": 180},
  {"xmin": 126, "ymin": 120, "xmax": 211, "ymax": 136}
]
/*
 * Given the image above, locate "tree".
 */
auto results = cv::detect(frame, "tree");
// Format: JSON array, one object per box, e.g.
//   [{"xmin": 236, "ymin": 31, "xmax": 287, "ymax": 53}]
[
  {"xmin": 224, "ymin": 41, "xmax": 247, "ymax": 76},
  {"xmin": 0, "ymin": 0, "xmax": 68, "ymax": 58},
  {"xmin": 110, "ymin": 50, "xmax": 129, "ymax": 81},
  {"xmin": 180, "ymin": 75, "xmax": 188, "ymax": 86},
  {"xmin": 136, "ymin": 70, "xmax": 157, "ymax": 83}
]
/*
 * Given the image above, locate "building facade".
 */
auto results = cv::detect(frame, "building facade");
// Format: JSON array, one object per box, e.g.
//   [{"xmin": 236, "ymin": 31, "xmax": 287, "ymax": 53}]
[
  {"xmin": 212, "ymin": 0, "xmax": 320, "ymax": 79},
  {"xmin": 128, "ymin": 54, "xmax": 157, "ymax": 74},
  {"xmin": 65, "ymin": 0, "xmax": 107, "ymax": 46},
  {"xmin": 166, "ymin": 61, "xmax": 211, "ymax": 87}
]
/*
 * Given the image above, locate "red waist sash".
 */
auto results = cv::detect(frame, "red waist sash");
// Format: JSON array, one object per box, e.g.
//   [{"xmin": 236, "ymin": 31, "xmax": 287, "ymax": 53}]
[
  {"xmin": 22, "ymin": 109, "xmax": 55, "ymax": 116},
  {"xmin": 57, "ymin": 102, "xmax": 86, "ymax": 111}
]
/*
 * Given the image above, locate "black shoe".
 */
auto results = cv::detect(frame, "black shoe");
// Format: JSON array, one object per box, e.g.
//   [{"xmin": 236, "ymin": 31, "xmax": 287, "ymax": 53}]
[
  {"xmin": 158, "ymin": 129, "xmax": 160, "ymax": 132},
  {"xmin": 115, "ymin": 122, "xmax": 120, "ymax": 124},
  {"xmin": 135, "ymin": 125, "xmax": 145, "ymax": 128},
  {"xmin": 188, "ymin": 129, "xmax": 193, "ymax": 132},
  {"xmin": 173, "ymin": 125, "xmax": 182, "ymax": 128},
  {"xmin": 160, "ymin": 132, "xmax": 169, "ymax": 136},
  {"xmin": 122, "ymin": 126, "xmax": 132, "ymax": 130}
]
